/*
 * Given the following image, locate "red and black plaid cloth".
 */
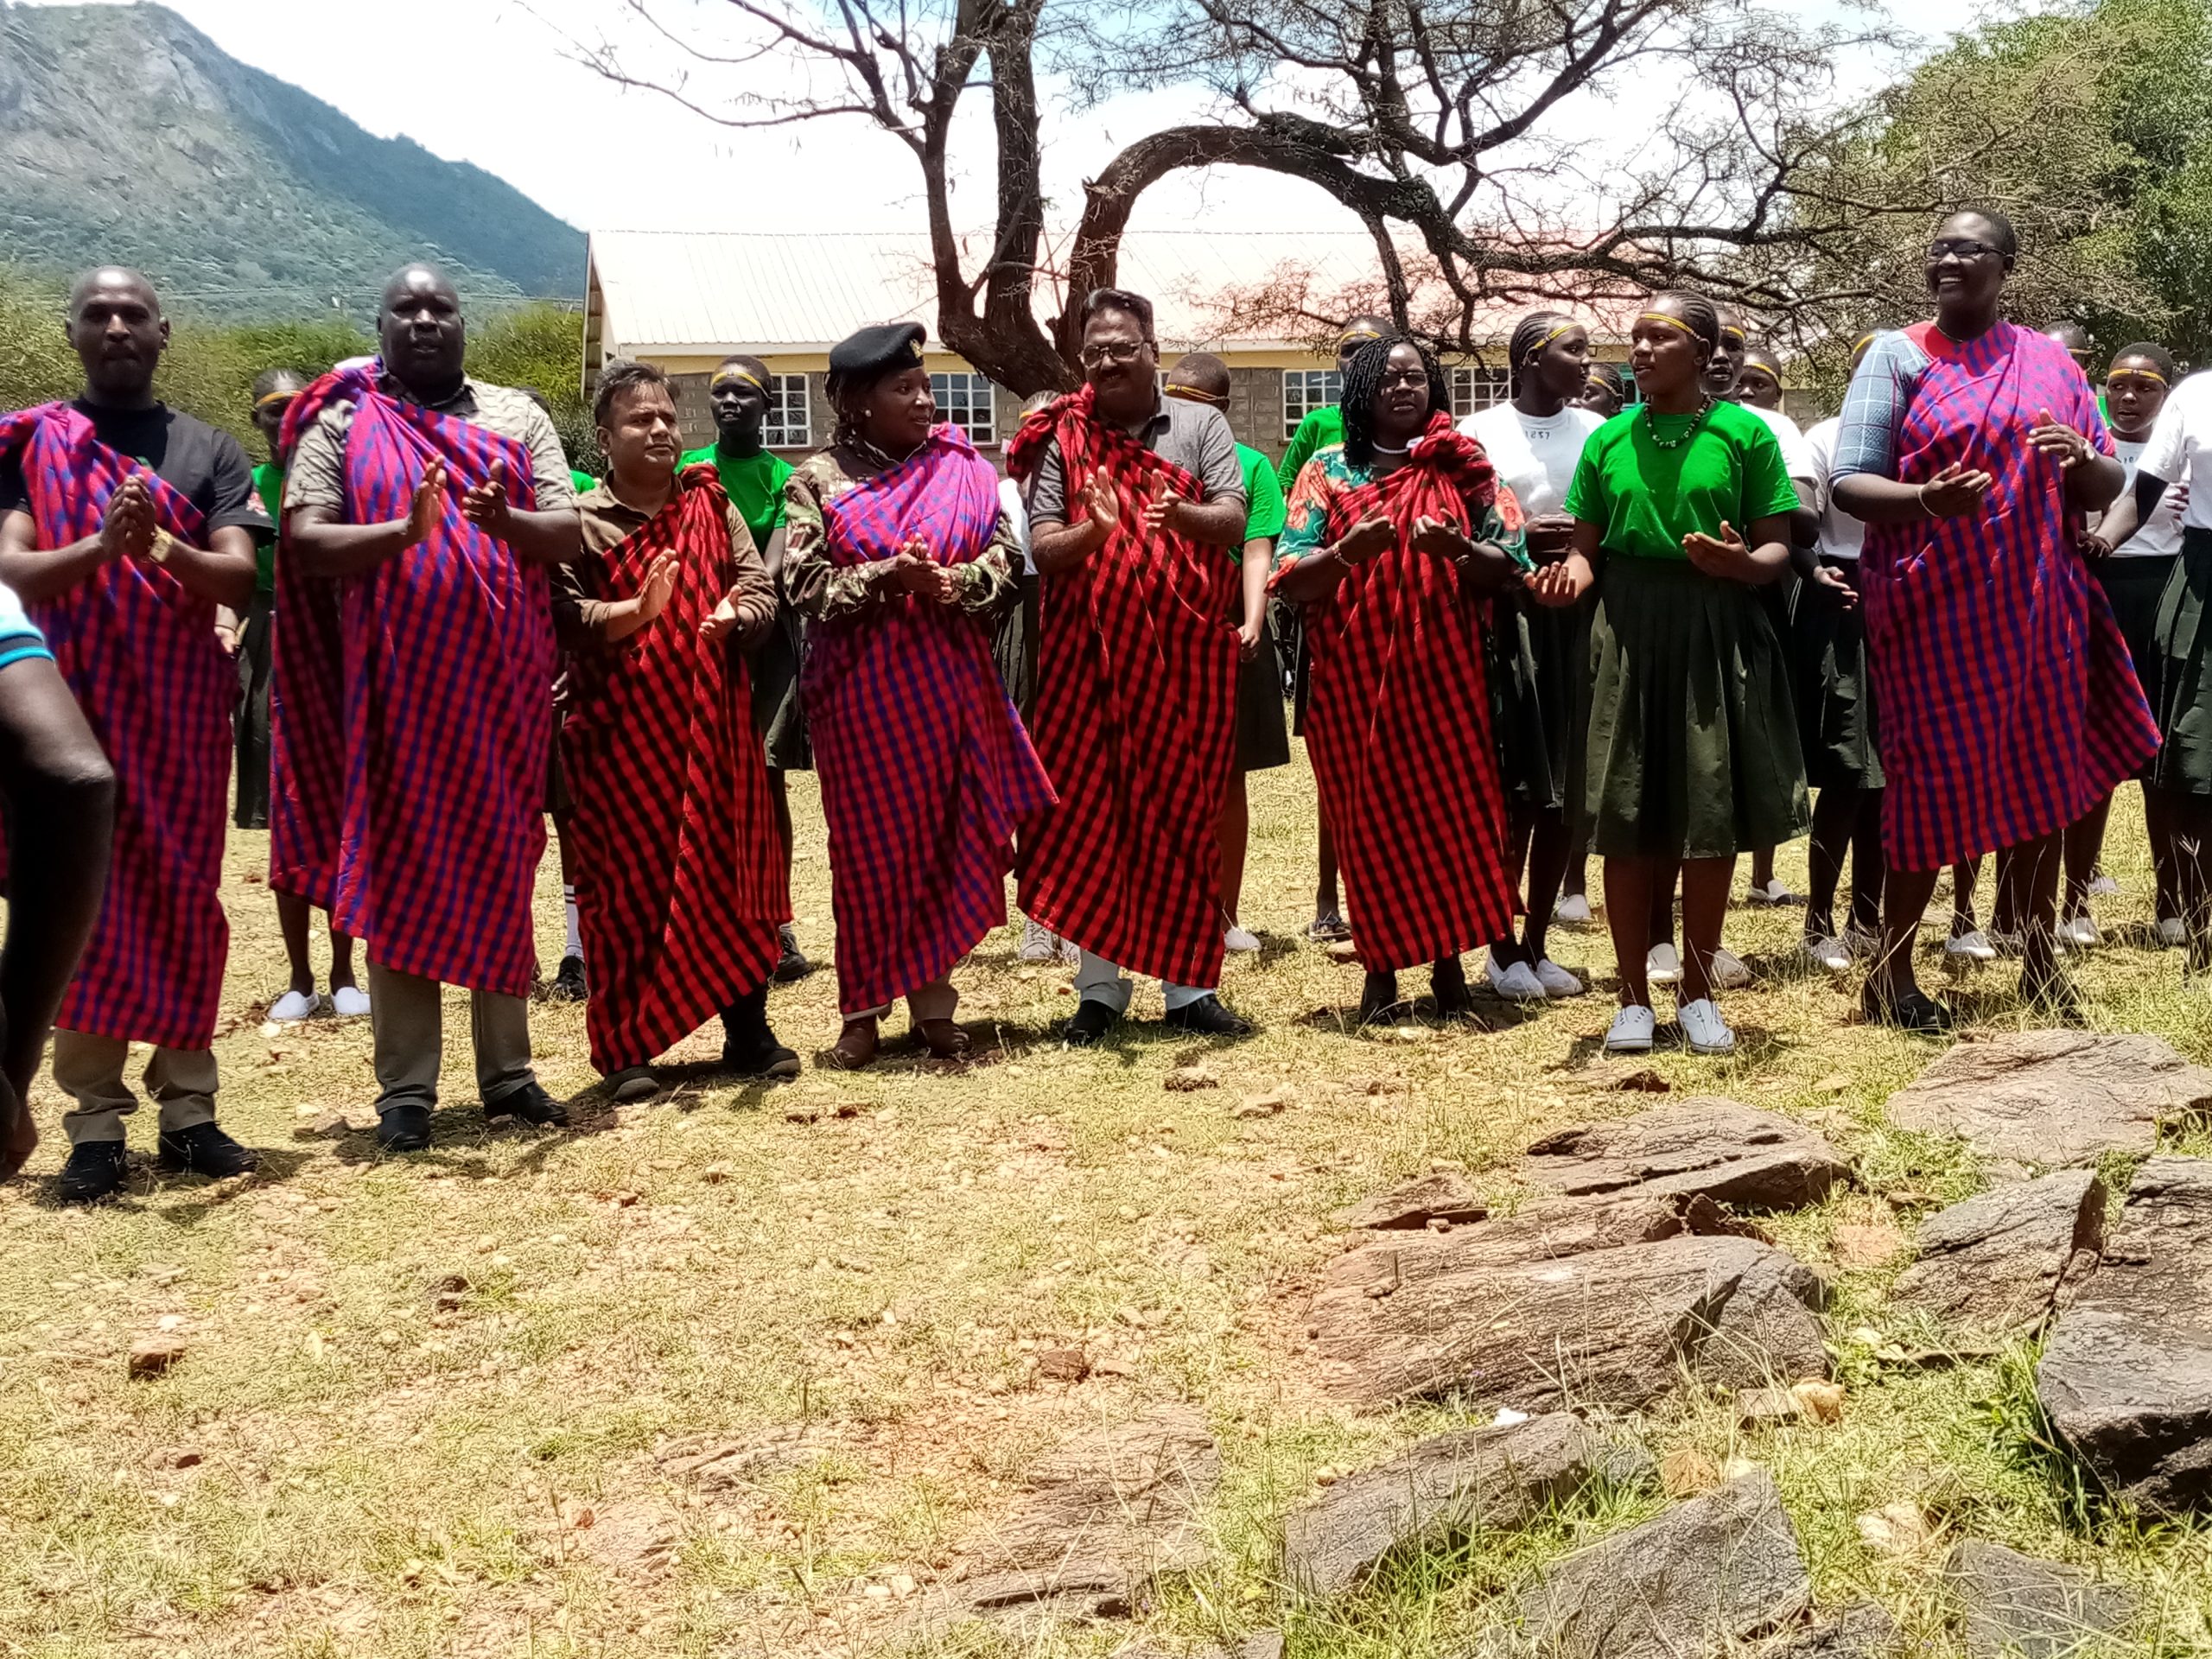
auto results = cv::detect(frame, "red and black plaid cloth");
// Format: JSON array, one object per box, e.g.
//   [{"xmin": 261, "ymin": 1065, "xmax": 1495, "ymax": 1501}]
[
  {"xmin": 0, "ymin": 405, "xmax": 234, "ymax": 1048},
  {"xmin": 803, "ymin": 427, "xmax": 1055, "ymax": 1016},
  {"xmin": 268, "ymin": 519, "xmax": 346, "ymax": 910},
  {"xmin": 560, "ymin": 465, "xmax": 788, "ymax": 1071},
  {"xmin": 280, "ymin": 364, "xmax": 554, "ymax": 997},
  {"xmin": 1006, "ymin": 386, "xmax": 1240, "ymax": 988},
  {"xmin": 1275, "ymin": 413, "xmax": 1519, "ymax": 972}
]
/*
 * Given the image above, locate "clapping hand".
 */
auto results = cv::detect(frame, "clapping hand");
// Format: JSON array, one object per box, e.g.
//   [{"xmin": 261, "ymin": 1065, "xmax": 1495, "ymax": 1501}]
[
  {"xmin": 404, "ymin": 457, "xmax": 449, "ymax": 546},
  {"xmin": 1916, "ymin": 461, "xmax": 1993, "ymax": 518},
  {"xmin": 1681, "ymin": 519, "xmax": 1757, "ymax": 581},
  {"xmin": 461, "ymin": 457, "xmax": 516, "ymax": 537},
  {"xmin": 1336, "ymin": 512, "xmax": 1396, "ymax": 564},
  {"xmin": 1525, "ymin": 554, "xmax": 1592, "ymax": 608},
  {"xmin": 631, "ymin": 550, "xmax": 680, "ymax": 627},
  {"xmin": 1141, "ymin": 468, "xmax": 1185, "ymax": 535},
  {"xmin": 2029, "ymin": 407, "xmax": 2094, "ymax": 471},
  {"xmin": 891, "ymin": 537, "xmax": 957, "ymax": 603},
  {"xmin": 1076, "ymin": 475, "xmax": 1120, "ymax": 552},
  {"xmin": 99, "ymin": 474, "xmax": 156, "ymax": 563},
  {"xmin": 1808, "ymin": 561, "xmax": 1859, "ymax": 608},
  {"xmin": 701, "ymin": 589, "xmax": 775, "ymax": 646}
]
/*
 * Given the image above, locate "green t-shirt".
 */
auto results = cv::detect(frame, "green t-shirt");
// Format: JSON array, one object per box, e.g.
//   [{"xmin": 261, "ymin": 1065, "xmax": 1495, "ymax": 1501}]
[
  {"xmin": 1277, "ymin": 404, "xmax": 1343, "ymax": 493},
  {"xmin": 251, "ymin": 461, "xmax": 283, "ymax": 594},
  {"xmin": 569, "ymin": 467, "xmax": 598, "ymax": 495},
  {"xmin": 1238, "ymin": 444, "xmax": 1287, "ymax": 552},
  {"xmin": 680, "ymin": 443, "xmax": 793, "ymax": 548},
  {"xmin": 1563, "ymin": 399, "xmax": 1799, "ymax": 563}
]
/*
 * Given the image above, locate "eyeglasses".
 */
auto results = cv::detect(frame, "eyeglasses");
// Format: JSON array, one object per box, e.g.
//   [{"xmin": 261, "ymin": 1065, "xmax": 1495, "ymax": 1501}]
[
  {"xmin": 1079, "ymin": 340, "xmax": 1153, "ymax": 368},
  {"xmin": 1928, "ymin": 238, "xmax": 2000, "ymax": 261},
  {"xmin": 1377, "ymin": 369, "xmax": 1429, "ymax": 389}
]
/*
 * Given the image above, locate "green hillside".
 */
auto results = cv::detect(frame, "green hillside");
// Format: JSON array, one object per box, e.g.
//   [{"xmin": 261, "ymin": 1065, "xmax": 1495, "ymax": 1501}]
[{"xmin": 0, "ymin": 3, "xmax": 584, "ymax": 320}]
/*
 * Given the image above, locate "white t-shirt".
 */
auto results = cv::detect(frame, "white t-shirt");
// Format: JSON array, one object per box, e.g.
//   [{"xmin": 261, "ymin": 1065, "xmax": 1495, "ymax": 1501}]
[
  {"xmin": 2139, "ymin": 371, "xmax": 2212, "ymax": 532},
  {"xmin": 1747, "ymin": 402, "xmax": 1818, "ymax": 486},
  {"xmin": 1459, "ymin": 403, "xmax": 1604, "ymax": 519},
  {"xmin": 2109, "ymin": 436, "xmax": 2185, "ymax": 557},
  {"xmin": 1000, "ymin": 475, "xmax": 1035, "ymax": 575},
  {"xmin": 1804, "ymin": 416, "xmax": 1863, "ymax": 561}
]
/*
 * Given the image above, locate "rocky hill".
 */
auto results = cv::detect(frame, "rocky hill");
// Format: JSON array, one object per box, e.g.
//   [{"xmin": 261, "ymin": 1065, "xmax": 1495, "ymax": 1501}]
[{"xmin": 0, "ymin": 3, "xmax": 583, "ymax": 319}]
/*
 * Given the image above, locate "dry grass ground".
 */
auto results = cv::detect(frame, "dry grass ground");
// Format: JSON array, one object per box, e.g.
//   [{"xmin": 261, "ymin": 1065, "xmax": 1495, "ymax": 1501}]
[{"xmin": 3, "ymin": 758, "xmax": 2211, "ymax": 1657}]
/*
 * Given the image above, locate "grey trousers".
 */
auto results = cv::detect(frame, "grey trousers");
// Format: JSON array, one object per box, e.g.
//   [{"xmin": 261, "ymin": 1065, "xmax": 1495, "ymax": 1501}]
[
  {"xmin": 368, "ymin": 962, "xmax": 536, "ymax": 1114},
  {"xmin": 54, "ymin": 1029, "xmax": 219, "ymax": 1145}
]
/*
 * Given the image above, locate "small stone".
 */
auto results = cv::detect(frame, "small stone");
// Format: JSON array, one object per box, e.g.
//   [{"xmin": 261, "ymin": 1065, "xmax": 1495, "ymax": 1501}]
[
  {"xmin": 293, "ymin": 1110, "xmax": 350, "ymax": 1141},
  {"xmin": 1232, "ymin": 1095, "xmax": 1286, "ymax": 1120},
  {"xmin": 1165, "ymin": 1065, "xmax": 1219, "ymax": 1093},
  {"xmin": 1813, "ymin": 1074, "xmax": 1851, "ymax": 1094},
  {"xmin": 1855, "ymin": 1500, "xmax": 1932, "ymax": 1558},
  {"xmin": 701, "ymin": 1162, "xmax": 734, "ymax": 1183},
  {"xmin": 1660, "ymin": 1447, "xmax": 1718, "ymax": 1497},
  {"xmin": 1035, "ymin": 1347, "xmax": 1090, "ymax": 1382},
  {"xmin": 1830, "ymin": 1221, "xmax": 1908, "ymax": 1268},
  {"xmin": 127, "ymin": 1336, "xmax": 187, "ymax": 1380},
  {"xmin": 1614, "ymin": 1069, "xmax": 1671, "ymax": 1093},
  {"xmin": 1734, "ymin": 1386, "xmax": 1802, "ymax": 1427},
  {"xmin": 1790, "ymin": 1379, "xmax": 1845, "ymax": 1423}
]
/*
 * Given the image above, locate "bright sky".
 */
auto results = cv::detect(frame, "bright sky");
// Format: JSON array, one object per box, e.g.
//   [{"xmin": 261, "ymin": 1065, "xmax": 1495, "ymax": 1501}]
[{"xmin": 36, "ymin": 0, "xmax": 1991, "ymax": 252}]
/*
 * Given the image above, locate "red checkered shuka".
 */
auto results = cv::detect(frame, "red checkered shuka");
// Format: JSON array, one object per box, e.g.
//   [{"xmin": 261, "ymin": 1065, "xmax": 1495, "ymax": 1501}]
[
  {"xmin": 1274, "ymin": 412, "xmax": 1519, "ymax": 972},
  {"xmin": 268, "ymin": 508, "xmax": 346, "ymax": 909},
  {"xmin": 0, "ymin": 405, "xmax": 234, "ymax": 1048},
  {"xmin": 1004, "ymin": 387, "xmax": 1240, "ymax": 988},
  {"xmin": 559, "ymin": 466, "xmax": 789, "ymax": 1071},
  {"xmin": 282, "ymin": 364, "xmax": 555, "ymax": 996},
  {"xmin": 803, "ymin": 426, "xmax": 1056, "ymax": 1015},
  {"xmin": 1860, "ymin": 322, "xmax": 2160, "ymax": 871}
]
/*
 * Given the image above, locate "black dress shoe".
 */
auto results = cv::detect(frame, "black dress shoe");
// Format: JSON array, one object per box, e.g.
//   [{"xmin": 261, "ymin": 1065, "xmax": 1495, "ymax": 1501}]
[
  {"xmin": 486, "ymin": 1083, "xmax": 569, "ymax": 1128},
  {"xmin": 1358, "ymin": 970, "xmax": 1403, "ymax": 1026},
  {"xmin": 1164, "ymin": 994, "xmax": 1252, "ymax": 1036},
  {"xmin": 772, "ymin": 924, "xmax": 814, "ymax": 983},
  {"xmin": 156, "ymin": 1122, "xmax": 262, "ymax": 1178},
  {"xmin": 1064, "ymin": 998, "xmax": 1122, "ymax": 1046},
  {"xmin": 721, "ymin": 985, "xmax": 801, "ymax": 1077},
  {"xmin": 376, "ymin": 1103, "xmax": 434, "ymax": 1153},
  {"xmin": 1430, "ymin": 957, "xmax": 1476, "ymax": 1016},
  {"xmin": 1861, "ymin": 982, "xmax": 1953, "ymax": 1035},
  {"xmin": 549, "ymin": 954, "xmax": 588, "ymax": 1002},
  {"xmin": 55, "ymin": 1140, "xmax": 129, "ymax": 1203}
]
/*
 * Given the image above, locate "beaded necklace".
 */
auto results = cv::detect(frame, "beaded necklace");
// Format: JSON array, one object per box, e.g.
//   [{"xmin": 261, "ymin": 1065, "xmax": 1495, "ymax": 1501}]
[{"xmin": 1641, "ymin": 393, "xmax": 1717, "ymax": 451}]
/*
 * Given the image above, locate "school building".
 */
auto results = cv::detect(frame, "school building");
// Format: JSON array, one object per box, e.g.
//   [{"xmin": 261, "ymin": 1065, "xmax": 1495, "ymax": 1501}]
[{"xmin": 580, "ymin": 229, "xmax": 1636, "ymax": 463}]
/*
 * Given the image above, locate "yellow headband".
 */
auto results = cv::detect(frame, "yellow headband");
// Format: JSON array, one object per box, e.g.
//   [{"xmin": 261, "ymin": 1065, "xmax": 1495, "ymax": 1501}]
[
  {"xmin": 2111, "ymin": 365, "xmax": 2169, "ymax": 386},
  {"xmin": 1638, "ymin": 311, "xmax": 1701, "ymax": 340},
  {"xmin": 712, "ymin": 367, "xmax": 766, "ymax": 393},
  {"xmin": 1850, "ymin": 332, "xmax": 1880, "ymax": 357},
  {"xmin": 1336, "ymin": 327, "xmax": 1384, "ymax": 351},
  {"xmin": 1524, "ymin": 321, "xmax": 1579, "ymax": 360},
  {"xmin": 254, "ymin": 389, "xmax": 296, "ymax": 410},
  {"xmin": 1721, "ymin": 324, "xmax": 1747, "ymax": 343},
  {"xmin": 1162, "ymin": 382, "xmax": 1227, "ymax": 405}
]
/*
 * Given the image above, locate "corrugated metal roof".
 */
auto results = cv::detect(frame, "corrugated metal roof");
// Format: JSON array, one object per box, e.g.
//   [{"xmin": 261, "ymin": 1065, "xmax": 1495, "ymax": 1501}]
[{"xmin": 587, "ymin": 228, "xmax": 1625, "ymax": 354}]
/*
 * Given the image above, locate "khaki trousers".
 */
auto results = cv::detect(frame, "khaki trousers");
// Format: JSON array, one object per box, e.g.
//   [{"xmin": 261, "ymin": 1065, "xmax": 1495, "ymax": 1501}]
[
  {"xmin": 54, "ymin": 1029, "xmax": 219, "ymax": 1146},
  {"xmin": 367, "ymin": 962, "xmax": 537, "ymax": 1113}
]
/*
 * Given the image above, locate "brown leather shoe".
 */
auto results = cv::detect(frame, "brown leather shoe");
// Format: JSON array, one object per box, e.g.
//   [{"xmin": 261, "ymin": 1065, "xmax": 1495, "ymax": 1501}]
[
  {"xmin": 918, "ymin": 1018, "xmax": 971, "ymax": 1058},
  {"xmin": 824, "ymin": 1017, "xmax": 880, "ymax": 1071}
]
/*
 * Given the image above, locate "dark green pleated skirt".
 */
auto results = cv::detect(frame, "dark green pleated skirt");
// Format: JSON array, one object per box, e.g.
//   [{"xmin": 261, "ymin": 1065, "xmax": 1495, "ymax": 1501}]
[
  {"xmin": 1489, "ymin": 594, "xmax": 1585, "ymax": 814},
  {"xmin": 1580, "ymin": 554, "xmax": 1809, "ymax": 859},
  {"xmin": 1789, "ymin": 559, "xmax": 1883, "ymax": 793},
  {"xmin": 2151, "ymin": 534, "xmax": 2212, "ymax": 794},
  {"xmin": 1234, "ymin": 610, "xmax": 1291, "ymax": 772},
  {"xmin": 2097, "ymin": 554, "xmax": 2174, "ymax": 692},
  {"xmin": 993, "ymin": 572, "xmax": 1039, "ymax": 720},
  {"xmin": 233, "ymin": 590, "xmax": 275, "ymax": 830}
]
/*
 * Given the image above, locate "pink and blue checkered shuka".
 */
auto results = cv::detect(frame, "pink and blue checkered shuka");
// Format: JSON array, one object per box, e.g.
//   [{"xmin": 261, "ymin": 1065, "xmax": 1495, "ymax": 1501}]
[
  {"xmin": 279, "ymin": 365, "xmax": 554, "ymax": 997},
  {"xmin": 1859, "ymin": 322, "xmax": 2159, "ymax": 871},
  {"xmin": 0, "ymin": 404, "xmax": 235, "ymax": 1049},
  {"xmin": 803, "ymin": 425, "xmax": 1055, "ymax": 1015}
]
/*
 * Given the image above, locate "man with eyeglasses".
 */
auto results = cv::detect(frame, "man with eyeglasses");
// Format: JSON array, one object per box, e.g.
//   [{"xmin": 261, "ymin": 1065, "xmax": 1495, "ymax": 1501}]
[{"xmin": 1006, "ymin": 287, "xmax": 1253, "ymax": 1045}]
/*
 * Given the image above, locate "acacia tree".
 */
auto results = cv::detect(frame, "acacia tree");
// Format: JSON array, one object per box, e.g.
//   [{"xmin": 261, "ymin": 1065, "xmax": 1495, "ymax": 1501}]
[{"xmin": 563, "ymin": 0, "xmax": 1895, "ymax": 391}]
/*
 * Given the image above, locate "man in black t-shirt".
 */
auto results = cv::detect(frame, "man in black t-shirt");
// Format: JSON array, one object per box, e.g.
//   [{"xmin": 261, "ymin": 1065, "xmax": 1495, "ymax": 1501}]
[{"xmin": 0, "ymin": 267, "xmax": 266, "ymax": 1203}]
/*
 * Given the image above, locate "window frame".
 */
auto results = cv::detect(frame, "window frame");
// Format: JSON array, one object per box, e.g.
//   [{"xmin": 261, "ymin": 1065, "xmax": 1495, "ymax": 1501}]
[
  {"xmin": 761, "ymin": 372, "xmax": 811, "ymax": 448},
  {"xmin": 1282, "ymin": 369, "xmax": 1342, "ymax": 442},
  {"xmin": 929, "ymin": 370, "xmax": 998, "ymax": 445},
  {"xmin": 1449, "ymin": 365, "xmax": 1511, "ymax": 420}
]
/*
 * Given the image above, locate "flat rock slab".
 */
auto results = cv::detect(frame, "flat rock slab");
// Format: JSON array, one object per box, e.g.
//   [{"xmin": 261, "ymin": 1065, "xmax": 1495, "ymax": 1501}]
[
  {"xmin": 1891, "ymin": 1171, "xmax": 2107, "ymax": 1337},
  {"xmin": 944, "ymin": 1404, "xmax": 1219, "ymax": 1620},
  {"xmin": 2037, "ymin": 1156, "xmax": 2212, "ymax": 1511},
  {"xmin": 1754, "ymin": 1602, "xmax": 1902, "ymax": 1656},
  {"xmin": 1316, "ymin": 1232, "xmax": 1828, "ymax": 1412},
  {"xmin": 1334, "ymin": 1170, "xmax": 1487, "ymax": 1230},
  {"xmin": 1490, "ymin": 1471, "xmax": 1811, "ymax": 1658},
  {"xmin": 1520, "ymin": 1098, "xmax": 1849, "ymax": 1212},
  {"xmin": 1948, "ymin": 1539, "xmax": 2136, "ymax": 1658},
  {"xmin": 1281, "ymin": 1414, "xmax": 1639, "ymax": 1598},
  {"xmin": 1885, "ymin": 1031, "xmax": 2212, "ymax": 1171}
]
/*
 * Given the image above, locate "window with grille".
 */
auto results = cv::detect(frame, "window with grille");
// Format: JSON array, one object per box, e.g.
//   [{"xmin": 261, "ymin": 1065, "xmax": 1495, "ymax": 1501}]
[
  {"xmin": 1283, "ymin": 370, "xmax": 1341, "ymax": 441},
  {"xmin": 931, "ymin": 372, "xmax": 997, "ymax": 443},
  {"xmin": 761, "ymin": 373, "xmax": 811, "ymax": 448},
  {"xmin": 1450, "ymin": 366, "xmax": 1511, "ymax": 418}
]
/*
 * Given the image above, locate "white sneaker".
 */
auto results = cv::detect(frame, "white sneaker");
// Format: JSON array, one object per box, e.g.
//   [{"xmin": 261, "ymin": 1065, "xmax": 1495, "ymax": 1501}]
[
  {"xmin": 1802, "ymin": 937, "xmax": 1852, "ymax": 974},
  {"xmin": 1019, "ymin": 918, "xmax": 1060, "ymax": 963},
  {"xmin": 330, "ymin": 984, "xmax": 371, "ymax": 1018},
  {"xmin": 1947, "ymin": 928, "xmax": 1997, "ymax": 962},
  {"xmin": 1711, "ymin": 947, "xmax": 1753, "ymax": 990},
  {"xmin": 1647, "ymin": 943, "xmax": 1683, "ymax": 986},
  {"xmin": 2089, "ymin": 874, "xmax": 2121, "ymax": 898},
  {"xmin": 2158, "ymin": 917, "xmax": 2188, "ymax": 949},
  {"xmin": 1841, "ymin": 925, "xmax": 1881, "ymax": 960},
  {"xmin": 1605, "ymin": 1005, "xmax": 1656, "ymax": 1053},
  {"xmin": 1555, "ymin": 892, "xmax": 1595, "ymax": 925},
  {"xmin": 1224, "ymin": 925, "xmax": 1262, "ymax": 953},
  {"xmin": 2059, "ymin": 912, "xmax": 2101, "ymax": 950},
  {"xmin": 1677, "ymin": 997, "xmax": 1737, "ymax": 1055},
  {"xmin": 1747, "ymin": 879, "xmax": 1798, "ymax": 906},
  {"xmin": 1059, "ymin": 936, "xmax": 1083, "ymax": 965},
  {"xmin": 1533, "ymin": 959, "xmax": 1584, "ymax": 998},
  {"xmin": 1486, "ymin": 955, "xmax": 1548, "ymax": 1002},
  {"xmin": 269, "ymin": 989, "xmax": 318, "ymax": 1023}
]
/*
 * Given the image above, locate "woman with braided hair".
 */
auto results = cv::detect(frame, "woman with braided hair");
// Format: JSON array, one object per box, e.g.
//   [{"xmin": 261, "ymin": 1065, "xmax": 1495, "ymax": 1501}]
[
  {"xmin": 1463, "ymin": 311, "xmax": 1604, "ymax": 1004},
  {"xmin": 1275, "ymin": 334, "xmax": 1528, "ymax": 1024},
  {"xmin": 1530, "ymin": 290, "xmax": 1807, "ymax": 1057}
]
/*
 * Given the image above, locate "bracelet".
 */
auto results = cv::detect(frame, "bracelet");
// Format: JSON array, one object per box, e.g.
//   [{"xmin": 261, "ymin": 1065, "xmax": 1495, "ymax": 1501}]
[{"xmin": 147, "ymin": 527, "xmax": 176, "ymax": 564}]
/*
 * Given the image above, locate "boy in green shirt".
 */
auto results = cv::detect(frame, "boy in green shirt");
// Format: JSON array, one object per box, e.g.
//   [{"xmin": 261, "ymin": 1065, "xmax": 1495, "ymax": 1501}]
[{"xmin": 680, "ymin": 354, "xmax": 810, "ymax": 979}]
